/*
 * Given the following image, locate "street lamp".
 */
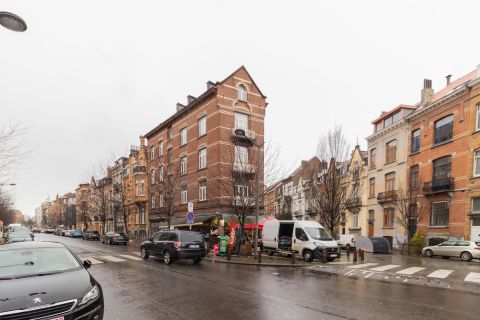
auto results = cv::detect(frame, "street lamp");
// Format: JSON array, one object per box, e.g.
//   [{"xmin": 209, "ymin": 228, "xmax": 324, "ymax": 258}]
[
  {"xmin": 0, "ymin": 183, "xmax": 16, "ymax": 186},
  {"xmin": 0, "ymin": 11, "xmax": 27, "ymax": 32},
  {"xmin": 234, "ymin": 129, "xmax": 264, "ymax": 260}
]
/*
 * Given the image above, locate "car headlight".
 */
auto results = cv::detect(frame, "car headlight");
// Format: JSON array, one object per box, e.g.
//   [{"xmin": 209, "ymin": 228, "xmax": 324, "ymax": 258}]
[
  {"xmin": 313, "ymin": 242, "xmax": 324, "ymax": 247},
  {"xmin": 79, "ymin": 285, "xmax": 99, "ymax": 306}
]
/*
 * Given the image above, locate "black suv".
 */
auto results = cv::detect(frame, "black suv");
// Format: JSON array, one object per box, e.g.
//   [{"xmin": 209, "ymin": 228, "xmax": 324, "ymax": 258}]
[
  {"xmin": 140, "ymin": 230, "xmax": 206, "ymax": 264},
  {"xmin": 82, "ymin": 231, "xmax": 100, "ymax": 241}
]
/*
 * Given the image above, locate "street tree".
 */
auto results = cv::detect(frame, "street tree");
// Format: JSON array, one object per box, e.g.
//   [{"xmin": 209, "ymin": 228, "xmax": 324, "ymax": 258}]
[{"xmin": 113, "ymin": 181, "xmax": 131, "ymax": 235}]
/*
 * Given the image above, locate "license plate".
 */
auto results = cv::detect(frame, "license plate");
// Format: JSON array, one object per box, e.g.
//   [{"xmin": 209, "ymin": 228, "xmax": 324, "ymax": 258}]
[
  {"xmin": 190, "ymin": 245, "xmax": 199, "ymax": 248},
  {"xmin": 50, "ymin": 317, "xmax": 64, "ymax": 320}
]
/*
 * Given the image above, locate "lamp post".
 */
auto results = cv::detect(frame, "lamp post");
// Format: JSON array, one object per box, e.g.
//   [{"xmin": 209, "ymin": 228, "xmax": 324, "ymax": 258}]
[
  {"xmin": 234, "ymin": 129, "xmax": 263, "ymax": 259},
  {"xmin": 0, "ymin": 12, "xmax": 27, "ymax": 32},
  {"xmin": 0, "ymin": 183, "xmax": 16, "ymax": 187}
]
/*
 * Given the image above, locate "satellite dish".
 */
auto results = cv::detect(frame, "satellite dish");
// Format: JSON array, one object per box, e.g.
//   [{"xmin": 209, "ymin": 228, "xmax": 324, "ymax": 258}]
[
  {"xmin": 0, "ymin": 12, "xmax": 27, "ymax": 32},
  {"xmin": 235, "ymin": 129, "xmax": 246, "ymax": 136}
]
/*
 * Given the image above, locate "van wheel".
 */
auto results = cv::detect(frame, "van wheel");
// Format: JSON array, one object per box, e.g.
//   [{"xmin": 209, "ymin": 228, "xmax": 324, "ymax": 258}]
[
  {"xmin": 163, "ymin": 250, "xmax": 173, "ymax": 265},
  {"xmin": 141, "ymin": 247, "xmax": 149, "ymax": 260},
  {"xmin": 461, "ymin": 251, "xmax": 473, "ymax": 262},
  {"xmin": 303, "ymin": 250, "xmax": 313, "ymax": 262}
]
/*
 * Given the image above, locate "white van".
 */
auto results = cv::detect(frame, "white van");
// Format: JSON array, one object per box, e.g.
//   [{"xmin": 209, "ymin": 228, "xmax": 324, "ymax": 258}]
[{"xmin": 262, "ymin": 220, "xmax": 340, "ymax": 262}]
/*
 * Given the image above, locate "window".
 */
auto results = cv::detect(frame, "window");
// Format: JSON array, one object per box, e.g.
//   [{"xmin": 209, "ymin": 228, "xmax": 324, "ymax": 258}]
[
  {"xmin": 368, "ymin": 210, "xmax": 375, "ymax": 222},
  {"xmin": 353, "ymin": 161, "xmax": 359, "ymax": 179},
  {"xmin": 180, "ymin": 127, "xmax": 187, "ymax": 146},
  {"xmin": 375, "ymin": 122, "xmax": 383, "ymax": 133},
  {"xmin": 159, "ymin": 166, "xmax": 164, "ymax": 182},
  {"xmin": 410, "ymin": 165, "xmax": 419, "ymax": 189},
  {"xmin": 135, "ymin": 180, "xmax": 139, "ymax": 196},
  {"xmin": 151, "ymin": 170, "xmax": 155, "ymax": 184},
  {"xmin": 434, "ymin": 115, "xmax": 453, "ymax": 144},
  {"xmin": 151, "ymin": 194, "xmax": 156, "ymax": 208},
  {"xmin": 237, "ymin": 84, "xmax": 247, "ymax": 101},
  {"xmin": 198, "ymin": 116, "xmax": 206, "ymax": 137},
  {"xmin": 235, "ymin": 145, "xmax": 248, "ymax": 163},
  {"xmin": 150, "ymin": 147, "xmax": 155, "ymax": 161},
  {"xmin": 167, "ymin": 148, "xmax": 173, "ymax": 166},
  {"xmin": 295, "ymin": 228, "xmax": 308, "ymax": 240},
  {"xmin": 472, "ymin": 197, "xmax": 480, "ymax": 214},
  {"xmin": 411, "ymin": 129, "xmax": 420, "ymax": 153},
  {"xmin": 140, "ymin": 207, "xmax": 145, "ymax": 224},
  {"xmin": 370, "ymin": 148, "xmax": 376, "ymax": 169},
  {"xmin": 159, "ymin": 193, "xmax": 164, "ymax": 208},
  {"xmin": 234, "ymin": 112, "xmax": 248, "ymax": 130},
  {"xmin": 433, "ymin": 156, "xmax": 451, "ymax": 182},
  {"xmin": 199, "ymin": 181, "xmax": 207, "ymax": 201},
  {"xmin": 350, "ymin": 212, "xmax": 358, "ymax": 228},
  {"xmin": 135, "ymin": 208, "xmax": 139, "ymax": 224},
  {"xmin": 180, "ymin": 185, "xmax": 188, "ymax": 204},
  {"xmin": 167, "ymin": 126, "xmax": 172, "ymax": 140},
  {"xmin": 235, "ymin": 185, "xmax": 249, "ymax": 198},
  {"xmin": 430, "ymin": 201, "xmax": 449, "ymax": 226},
  {"xmin": 180, "ymin": 156, "xmax": 187, "ymax": 175},
  {"xmin": 385, "ymin": 140, "xmax": 397, "ymax": 163},
  {"xmin": 199, "ymin": 148, "xmax": 207, "ymax": 169},
  {"xmin": 158, "ymin": 141, "xmax": 163, "ymax": 156},
  {"xmin": 383, "ymin": 208, "xmax": 394, "ymax": 227},
  {"xmin": 474, "ymin": 150, "xmax": 480, "ymax": 177},
  {"xmin": 369, "ymin": 178, "xmax": 375, "ymax": 198},
  {"xmin": 476, "ymin": 104, "xmax": 480, "ymax": 131},
  {"xmin": 385, "ymin": 172, "xmax": 395, "ymax": 192},
  {"xmin": 139, "ymin": 179, "xmax": 145, "ymax": 196}
]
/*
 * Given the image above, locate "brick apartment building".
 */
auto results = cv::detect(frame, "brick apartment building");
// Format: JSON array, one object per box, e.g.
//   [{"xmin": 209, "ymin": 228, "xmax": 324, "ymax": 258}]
[
  {"xmin": 144, "ymin": 66, "xmax": 267, "ymax": 232},
  {"xmin": 407, "ymin": 67, "xmax": 480, "ymax": 243}
]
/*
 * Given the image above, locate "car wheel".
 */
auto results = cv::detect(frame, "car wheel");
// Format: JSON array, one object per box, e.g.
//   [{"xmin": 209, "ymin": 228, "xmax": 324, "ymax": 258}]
[
  {"xmin": 424, "ymin": 249, "xmax": 434, "ymax": 258},
  {"xmin": 163, "ymin": 250, "xmax": 173, "ymax": 265},
  {"xmin": 461, "ymin": 251, "xmax": 473, "ymax": 262},
  {"xmin": 193, "ymin": 257, "xmax": 202, "ymax": 264},
  {"xmin": 303, "ymin": 249, "xmax": 313, "ymax": 262},
  {"xmin": 141, "ymin": 247, "xmax": 149, "ymax": 260},
  {"xmin": 108, "ymin": 238, "xmax": 112, "ymax": 245},
  {"xmin": 267, "ymin": 250, "xmax": 274, "ymax": 256}
]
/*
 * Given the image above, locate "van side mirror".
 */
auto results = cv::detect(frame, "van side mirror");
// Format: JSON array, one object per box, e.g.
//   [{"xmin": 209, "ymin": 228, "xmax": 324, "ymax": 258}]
[{"xmin": 83, "ymin": 260, "xmax": 92, "ymax": 269}]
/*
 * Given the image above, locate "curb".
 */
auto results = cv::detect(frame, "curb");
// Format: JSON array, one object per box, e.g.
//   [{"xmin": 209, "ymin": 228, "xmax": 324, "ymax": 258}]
[{"xmin": 204, "ymin": 257, "xmax": 310, "ymax": 268}]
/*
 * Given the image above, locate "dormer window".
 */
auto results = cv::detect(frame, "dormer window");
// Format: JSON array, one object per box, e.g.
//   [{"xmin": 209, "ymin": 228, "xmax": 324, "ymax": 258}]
[{"xmin": 237, "ymin": 84, "xmax": 247, "ymax": 101}]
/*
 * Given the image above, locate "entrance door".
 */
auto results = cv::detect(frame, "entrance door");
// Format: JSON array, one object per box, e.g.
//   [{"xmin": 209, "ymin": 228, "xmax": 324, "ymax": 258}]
[
  {"xmin": 368, "ymin": 223, "xmax": 374, "ymax": 237},
  {"xmin": 471, "ymin": 218, "xmax": 480, "ymax": 241},
  {"xmin": 292, "ymin": 227, "xmax": 308, "ymax": 254}
]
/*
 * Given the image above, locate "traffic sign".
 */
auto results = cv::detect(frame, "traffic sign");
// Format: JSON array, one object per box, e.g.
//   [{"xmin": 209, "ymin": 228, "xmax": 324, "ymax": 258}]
[
  {"xmin": 186, "ymin": 211, "xmax": 195, "ymax": 224},
  {"xmin": 188, "ymin": 202, "xmax": 193, "ymax": 213}
]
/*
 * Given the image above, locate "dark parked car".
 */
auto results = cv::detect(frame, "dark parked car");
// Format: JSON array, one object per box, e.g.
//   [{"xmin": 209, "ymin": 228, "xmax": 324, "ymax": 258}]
[
  {"xmin": 82, "ymin": 231, "xmax": 100, "ymax": 241},
  {"xmin": 140, "ymin": 230, "xmax": 207, "ymax": 264},
  {"xmin": 4, "ymin": 231, "xmax": 34, "ymax": 243},
  {"xmin": 0, "ymin": 242, "xmax": 104, "ymax": 320},
  {"xmin": 102, "ymin": 232, "xmax": 129, "ymax": 245}
]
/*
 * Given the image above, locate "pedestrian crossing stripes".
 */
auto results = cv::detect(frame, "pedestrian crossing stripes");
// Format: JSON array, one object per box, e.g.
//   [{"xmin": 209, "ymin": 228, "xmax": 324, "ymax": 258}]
[
  {"xmin": 119, "ymin": 254, "xmax": 142, "ymax": 261},
  {"xmin": 464, "ymin": 272, "xmax": 480, "ymax": 283},
  {"xmin": 370, "ymin": 264, "xmax": 400, "ymax": 272},
  {"xmin": 347, "ymin": 263, "xmax": 378, "ymax": 269},
  {"xmin": 427, "ymin": 269, "xmax": 453, "ymax": 279},
  {"xmin": 102, "ymin": 255, "xmax": 127, "ymax": 262},
  {"xmin": 396, "ymin": 267, "xmax": 425, "ymax": 275}
]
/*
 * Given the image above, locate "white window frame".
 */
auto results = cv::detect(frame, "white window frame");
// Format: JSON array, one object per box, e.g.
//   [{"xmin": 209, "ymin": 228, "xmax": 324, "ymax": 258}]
[
  {"xmin": 159, "ymin": 193, "xmax": 164, "ymax": 208},
  {"xmin": 235, "ymin": 145, "xmax": 248, "ymax": 164},
  {"xmin": 181, "ymin": 186, "xmax": 188, "ymax": 204},
  {"xmin": 141, "ymin": 207, "xmax": 145, "ymax": 224},
  {"xmin": 235, "ymin": 185, "xmax": 249, "ymax": 198},
  {"xmin": 180, "ymin": 156, "xmax": 188, "ymax": 175},
  {"xmin": 198, "ymin": 116, "xmax": 206, "ymax": 137},
  {"xmin": 135, "ymin": 180, "xmax": 139, "ymax": 196},
  {"xmin": 199, "ymin": 148, "xmax": 207, "ymax": 169},
  {"xmin": 180, "ymin": 127, "xmax": 187, "ymax": 146},
  {"xmin": 472, "ymin": 197, "xmax": 480, "ymax": 214},
  {"xmin": 151, "ymin": 194, "xmax": 156, "ymax": 208},
  {"xmin": 139, "ymin": 179, "xmax": 145, "ymax": 196},
  {"xmin": 159, "ymin": 166, "xmax": 164, "ymax": 182},
  {"xmin": 474, "ymin": 149, "xmax": 480, "ymax": 177},
  {"xmin": 151, "ymin": 170, "xmax": 155, "ymax": 184},
  {"xmin": 352, "ymin": 212, "xmax": 359, "ymax": 228},
  {"xmin": 199, "ymin": 181, "xmax": 207, "ymax": 201},
  {"xmin": 234, "ymin": 112, "xmax": 248, "ymax": 130},
  {"xmin": 159, "ymin": 141, "xmax": 163, "ymax": 156},
  {"xmin": 237, "ymin": 84, "xmax": 248, "ymax": 101},
  {"xmin": 476, "ymin": 104, "xmax": 480, "ymax": 131},
  {"xmin": 150, "ymin": 146, "xmax": 155, "ymax": 161}
]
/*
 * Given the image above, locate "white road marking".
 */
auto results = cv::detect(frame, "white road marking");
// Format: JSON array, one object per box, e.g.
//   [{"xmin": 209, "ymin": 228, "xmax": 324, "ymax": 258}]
[
  {"xmin": 118, "ymin": 254, "xmax": 142, "ymax": 261},
  {"xmin": 464, "ymin": 272, "xmax": 480, "ymax": 283},
  {"xmin": 370, "ymin": 264, "xmax": 401, "ymax": 272},
  {"xmin": 347, "ymin": 263, "xmax": 378, "ymax": 269},
  {"xmin": 427, "ymin": 269, "xmax": 453, "ymax": 279},
  {"xmin": 396, "ymin": 267, "xmax": 425, "ymax": 275},
  {"xmin": 82, "ymin": 257, "xmax": 103, "ymax": 265},
  {"xmin": 102, "ymin": 255, "xmax": 126, "ymax": 262}
]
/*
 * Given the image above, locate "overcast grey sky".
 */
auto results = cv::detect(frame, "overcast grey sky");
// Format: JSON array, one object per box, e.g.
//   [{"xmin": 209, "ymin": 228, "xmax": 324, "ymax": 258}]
[{"xmin": 2, "ymin": 0, "xmax": 480, "ymax": 216}]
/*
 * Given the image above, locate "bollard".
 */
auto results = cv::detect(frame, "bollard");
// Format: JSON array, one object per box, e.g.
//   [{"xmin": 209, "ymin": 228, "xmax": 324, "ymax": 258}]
[
  {"xmin": 321, "ymin": 249, "xmax": 327, "ymax": 264},
  {"xmin": 353, "ymin": 249, "xmax": 358, "ymax": 263},
  {"xmin": 291, "ymin": 250, "xmax": 296, "ymax": 264},
  {"xmin": 258, "ymin": 249, "xmax": 262, "ymax": 264},
  {"xmin": 346, "ymin": 247, "xmax": 351, "ymax": 259},
  {"xmin": 359, "ymin": 249, "xmax": 365, "ymax": 261},
  {"xmin": 227, "ymin": 245, "xmax": 232, "ymax": 261}
]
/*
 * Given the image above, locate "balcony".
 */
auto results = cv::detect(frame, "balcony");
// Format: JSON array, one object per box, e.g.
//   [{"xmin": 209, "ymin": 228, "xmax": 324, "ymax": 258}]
[
  {"xmin": 231, "ymin": 127, "xmax": 256, "ymax": 142},
  {"xmin": 133, "ymin": 165, "xmax": 146, "ymax": 175},
  {"xmin": 377, "ymin": 191, "xmax": 397, "ymax": 203},
  {"xmin": 347, "ymin": 197, "xmax": 362, "ymax": 209},
  {"xmin": 423, "ymin": 178, "xmax": 454, "ymax": 195},
  {"xmin": 233, "ymin": 196, "xmax": 255, "ymax": 206},
  {"xmin": 233, "ymin": 161, "xmax": 255, "ymax": 174}
]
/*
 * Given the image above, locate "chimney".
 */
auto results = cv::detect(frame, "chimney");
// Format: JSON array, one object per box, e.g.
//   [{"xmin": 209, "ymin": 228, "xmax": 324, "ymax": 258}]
[
  {"xmin": 176, "ymin": 103, "xmax": 185, "ymax": 111},
  {"xmin": 446, "ymin": 74, "xmax": 452, "ymax": 85},
  {"xmin": 207, "ymin": 81, "xmax": 215, "ymax": 89},
  {"xmin": 187, "ymin": 95, "xmax": 196, "ymax": 104},
  {"xmin": 421, "ymin": 79, "xmax": 434, "ymax": 104}
]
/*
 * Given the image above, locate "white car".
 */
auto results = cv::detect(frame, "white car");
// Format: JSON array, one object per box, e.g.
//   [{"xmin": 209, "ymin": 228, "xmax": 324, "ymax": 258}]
[
  {"xmin": 422, "ymin": 240, "xmax": 480, "ymax": 261},
  {"xmin": 336, "ymin": 234, "xmax": 357, "ymax": 251}
]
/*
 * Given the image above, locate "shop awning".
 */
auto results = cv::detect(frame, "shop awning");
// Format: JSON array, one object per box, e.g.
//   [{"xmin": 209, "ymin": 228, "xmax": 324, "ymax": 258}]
[
  {"xmin": 157, "ymin": 214, "xmax": 215, "ymax": 228},
  {"xmin": 227, "ymin": 215, "xmax": 277, "ymax": 230}
]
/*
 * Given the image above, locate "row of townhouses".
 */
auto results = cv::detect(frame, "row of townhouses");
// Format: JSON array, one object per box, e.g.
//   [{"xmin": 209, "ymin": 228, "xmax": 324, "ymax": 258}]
[{"xmin": 264, "ymin": 65, "xmax": 480, "ymax": 248}]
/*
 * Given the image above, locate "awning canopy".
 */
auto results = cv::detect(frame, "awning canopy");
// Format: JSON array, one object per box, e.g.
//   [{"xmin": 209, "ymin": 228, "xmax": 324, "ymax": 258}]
[{"xmin": 157, "ymin": 214, "xmax": 215, "ymax": 228}]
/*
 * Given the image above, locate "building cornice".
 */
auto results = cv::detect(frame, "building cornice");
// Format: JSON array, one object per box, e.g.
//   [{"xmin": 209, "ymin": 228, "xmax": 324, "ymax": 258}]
[{"xmin": 366, "ymin": 119, "xmax": 407, "ymax": 143}]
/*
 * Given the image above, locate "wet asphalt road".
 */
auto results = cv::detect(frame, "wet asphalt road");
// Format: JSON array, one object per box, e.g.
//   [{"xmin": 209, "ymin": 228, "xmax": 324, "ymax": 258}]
[{"xmin": 36, "ymin": 234, "xmax": 478, "ymax": 320}]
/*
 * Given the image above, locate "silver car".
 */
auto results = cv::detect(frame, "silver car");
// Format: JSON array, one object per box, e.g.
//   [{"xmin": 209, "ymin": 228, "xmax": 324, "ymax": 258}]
[{"xmin": 422, "ymin": 240, "xmax": 480, "ymax": 261}]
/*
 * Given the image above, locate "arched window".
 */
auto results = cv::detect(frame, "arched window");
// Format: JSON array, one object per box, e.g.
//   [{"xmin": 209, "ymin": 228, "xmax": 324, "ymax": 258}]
[{"xmin": 237, "ymin": 84, "xmax": 247, "ymax": 101}]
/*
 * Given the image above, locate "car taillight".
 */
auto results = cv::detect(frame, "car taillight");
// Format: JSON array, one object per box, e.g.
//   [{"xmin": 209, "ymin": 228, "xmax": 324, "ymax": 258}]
[
  {"xmin": 474, "ymin": 247, "xmax": 480, "ymax": 250},
  {"xmin": 174, "ymin": 242, "xmax": 182, "ymax": 249}
]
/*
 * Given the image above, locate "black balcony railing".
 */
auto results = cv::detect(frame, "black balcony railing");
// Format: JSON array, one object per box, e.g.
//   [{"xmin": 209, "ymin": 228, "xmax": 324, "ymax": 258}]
[
  {"xmin": 347, "ymin": 197, "xmax": 362, "ymax": 208},
  {"xmin": 423, "ymin": 178, "xmax": 454, "ymax": 194},
  {"xmin": 377, "ymin": 191, "xmax": 397, "ymax": 203}
]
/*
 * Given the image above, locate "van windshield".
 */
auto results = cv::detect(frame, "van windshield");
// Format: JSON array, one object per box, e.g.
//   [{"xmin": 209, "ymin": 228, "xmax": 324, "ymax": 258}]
[{"xmin": 305, "ymin": 227, "xmax": 333, "ymax": 241}]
